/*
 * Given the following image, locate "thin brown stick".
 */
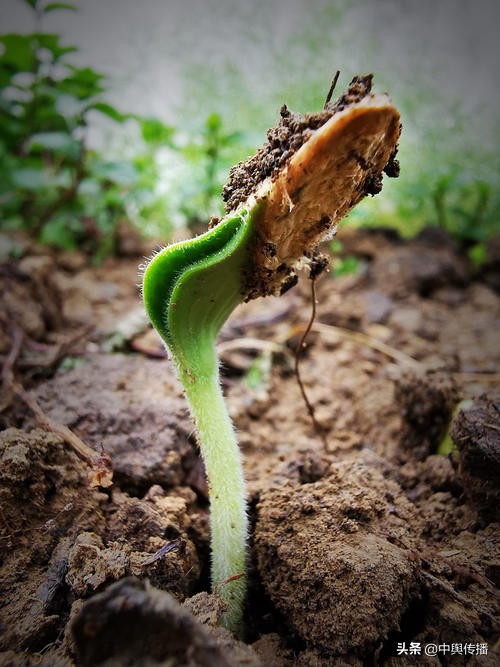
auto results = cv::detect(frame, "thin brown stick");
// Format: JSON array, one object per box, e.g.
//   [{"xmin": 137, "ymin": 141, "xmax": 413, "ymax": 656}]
[
  {"xmin": 142, "ymin": 538, "xmax": 183, "ymax": 566},
  {"xmin": 324, "ymin": 70, "xmax": 340, "ymax": 108},
  {"xmin": 294, "ymin": 277, "xmax": 328, "ymax": 449},
  {"xmin": 14, "ymin": 382, "xmax": 113, "ymax": 488},
  {"xmin": 214, "ymin": 572, "xmax": 245, "ymax": 594},
  {"xmin": 18, "ymin": 326, "xmax": 92, "ymax": 369},
  {"xmin": 217, "ymin": 337, "xmax": 284, "ymax": 356},
  {"xmin": 310, "ymin": 322, "xmax": 421, "ymax": 368}
]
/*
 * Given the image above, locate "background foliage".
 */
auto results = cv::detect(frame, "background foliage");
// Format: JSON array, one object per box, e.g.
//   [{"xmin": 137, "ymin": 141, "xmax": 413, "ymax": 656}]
[{"xmin": 1, "ymin": 0, "xmax": 499, "ymax": 261}]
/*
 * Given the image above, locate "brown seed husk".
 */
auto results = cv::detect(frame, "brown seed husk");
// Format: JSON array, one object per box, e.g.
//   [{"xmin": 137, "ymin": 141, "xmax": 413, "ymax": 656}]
[{"xmin": 222, "ymin": 77, "xmax": 401, "ymax": 300}]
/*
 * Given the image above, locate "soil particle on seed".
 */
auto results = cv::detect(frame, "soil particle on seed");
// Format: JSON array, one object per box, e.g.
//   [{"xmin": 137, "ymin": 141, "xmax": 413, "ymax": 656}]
[{"xmin": 254, "ymin": 461, "xmax": 422, "ymax": 659}]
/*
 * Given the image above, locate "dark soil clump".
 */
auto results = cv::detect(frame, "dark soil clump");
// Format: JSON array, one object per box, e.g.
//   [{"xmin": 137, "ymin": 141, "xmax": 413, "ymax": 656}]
[
  {"xmin": 451, "ymin": 396, "xmax": 500, "ymax": 523},
  {"xmin": 255, "ymin": 462, "xmax": 422, "ymax": 659}
]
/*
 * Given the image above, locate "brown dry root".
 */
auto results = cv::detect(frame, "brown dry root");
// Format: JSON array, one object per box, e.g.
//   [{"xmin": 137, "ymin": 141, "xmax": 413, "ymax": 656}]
[{"xmin": 221, "ymin": 75, "xmax": 401, "ymax": 300}]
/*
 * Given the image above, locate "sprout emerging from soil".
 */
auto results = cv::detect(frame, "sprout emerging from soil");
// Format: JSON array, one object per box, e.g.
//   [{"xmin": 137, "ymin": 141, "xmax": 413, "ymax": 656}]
[{"xmin": 142, "ymin": 75, "xmax": 400, "ymax": 635}]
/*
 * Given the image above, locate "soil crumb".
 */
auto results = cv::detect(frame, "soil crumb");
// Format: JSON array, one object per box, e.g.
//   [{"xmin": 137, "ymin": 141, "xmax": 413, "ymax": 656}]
[
  {"xmin": 255, "ymin": 461, "xmax": 422, "ymax": 659},
  {"xmin": 451, "ymin": 395, "xmax": 500, "ymax": 523}
]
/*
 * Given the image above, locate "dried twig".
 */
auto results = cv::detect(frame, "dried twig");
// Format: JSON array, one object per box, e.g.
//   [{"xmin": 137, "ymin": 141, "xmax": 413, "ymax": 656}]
[
  {"xmin": 18, "ymin": 326, "xmax": 91, "ymax": 369},
  {"xmin": 324, "ymin": 70, "xmax": 340, "ymax": 108},
  {"xmin": 309, "ymin": 321, "xmax": 421, "ymax": 368},
  {"xmin": 14, "ymin": 382, "xmax": 113, "ymax": 488},
  {"xmin": 214, "ymin": 571, "xmax": 245, "ymax": 594},
  {"xmin": 217, "ymin": 337, "xmax": 285, "ymax": 356},
  {"xmin": 142, "ymin": 538, "xmax": 184, "ymax": 566},
  {"xmin": 453, "ymin": 372, "xmax": 500, "ymax": 384}
]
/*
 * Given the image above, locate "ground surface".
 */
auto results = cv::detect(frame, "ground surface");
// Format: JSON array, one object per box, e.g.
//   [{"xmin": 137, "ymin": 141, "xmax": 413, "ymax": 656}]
[{"xmin": 0, "ymin": 226, "xmax": 499, "ymax": 666}]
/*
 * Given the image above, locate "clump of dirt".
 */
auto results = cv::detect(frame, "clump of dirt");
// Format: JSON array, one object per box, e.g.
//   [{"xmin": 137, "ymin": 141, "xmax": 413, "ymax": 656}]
[
  {"xmin": 394, "ymin": 368, "xmax": 458, "ymax": 461},
  {"xmin": 0, "ymin": 425, "xmax": 202, "ymax": 660},
  {"xmin": 451, "ymin": 396, "xmax": 500, "ymax": 523},
  {"xmin": 255, "ymin": 461, "xmax": 421, "ymax": 659},
  {"xmin": 71, "ymin": 577, "xmax": 263, "ymax": 667},
  {"xmin": 0, "ymin": 254, "xmax": 63, "ymax": 349},
  {"xmin": 0, "ymin": 427, "xmax": 106, "ymax": 654},
  {"xmin": 26, "ymin": 353, "xmax": 196, "ymax": 493},
  {"xmin": 369, "ymin": 240, "xmax": 469, "ymax": 298}
]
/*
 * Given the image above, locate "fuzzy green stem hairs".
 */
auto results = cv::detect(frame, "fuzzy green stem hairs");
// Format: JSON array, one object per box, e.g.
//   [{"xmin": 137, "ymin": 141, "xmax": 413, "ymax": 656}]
[{"xmin": 143, "ymin": 208, "xmax": 257, "ymax": 633}]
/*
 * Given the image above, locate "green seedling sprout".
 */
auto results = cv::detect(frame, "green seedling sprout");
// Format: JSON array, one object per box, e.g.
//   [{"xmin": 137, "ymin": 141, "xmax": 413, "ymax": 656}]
[
  {"xmin": 142, "ymin": 75, "xmax": 401, "ymax": 635},
  {"xmin": 143, "ymin": 207, "xmax": 258, "ymax": 633}
]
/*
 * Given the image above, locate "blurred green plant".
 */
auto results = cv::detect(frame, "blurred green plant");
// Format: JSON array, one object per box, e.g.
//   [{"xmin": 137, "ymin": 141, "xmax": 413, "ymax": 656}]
[
  {"xmin": 330, "ymin": 239, "xmax": 361, "ymax": 278},
  {"xmin": 163, "ymin": 112, "xmax": 253, "ymax": 233},
  {"xmin": 3, "ymin": 1, "xmax": 498, "ymax": 258},
  {"xmin": 0, "ymin": 0, "xmax": 178, "ymax": 256}
]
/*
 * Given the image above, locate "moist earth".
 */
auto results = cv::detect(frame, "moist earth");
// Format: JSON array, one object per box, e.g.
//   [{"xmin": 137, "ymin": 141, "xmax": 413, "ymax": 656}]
[{"xmin": 0, "ymin": 226, "xmax": 499, "ymax": 666}]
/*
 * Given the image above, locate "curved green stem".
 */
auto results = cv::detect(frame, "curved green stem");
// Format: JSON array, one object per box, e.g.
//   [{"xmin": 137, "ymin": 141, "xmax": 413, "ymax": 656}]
[
  {"xmin": 182, "ymin": 370, "xmax": 247, "ymax": 633},
  {"xmin": 142, "ymin": 207, "xmax": 258, "ymax": 634}
]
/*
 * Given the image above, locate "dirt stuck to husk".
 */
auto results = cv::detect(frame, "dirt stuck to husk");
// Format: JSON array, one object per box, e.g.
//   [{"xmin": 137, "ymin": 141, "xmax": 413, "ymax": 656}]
[
  {"xmin": 222, "ymin": 75, "xmax": 393, "ymax": 213},
  {"xmin": 223, "ymin": 76, "xmax": 401, "ymax": 301}
]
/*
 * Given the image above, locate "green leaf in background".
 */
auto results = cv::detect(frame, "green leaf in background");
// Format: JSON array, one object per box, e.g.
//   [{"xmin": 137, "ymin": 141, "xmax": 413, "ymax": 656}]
[
  {"xmin": 0, "ymin": 35, "xmax": 35, "ymax": 71},
  {"xmin": 43, "ymin": 3, "xmax": 77, "ymax": 14},
  {"xmin": 28, "ymin": 131, "xmax": 80, "ymax": 160},
  {"xmin": 36, "ymin": 34, "xmax": 78, "ymax": 61},
  {"xmin": 91, "ymin": 102, "xmax": 129, "ymax": 123},
  {"xmin": 10, "ymin": 165, "xmax": 72, "ymax": 190},
  {"xmin": 205, "ymin": 111, "xmax": 223, "ymax": 132},
  {"xmin": 54, "ymin": 91, "xmax": 88, "ymax": 119},
  {"xmin": 39, "ymin": 215, "xmax": 83, "ymax": 250},
  {"xmin": 468, "ymin": 242, "xmax": 488, "ymax": 268},
  {"xmin": 61, "ymin": 65, "xmax": 104, "ymax": 98},
  {"xmin": 91, "ymin": 160, "xmax": 138, "ymax": 186},
  {"xmin": 138, "ymin": 117, "xmax": 175, "ymax": 145}
]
